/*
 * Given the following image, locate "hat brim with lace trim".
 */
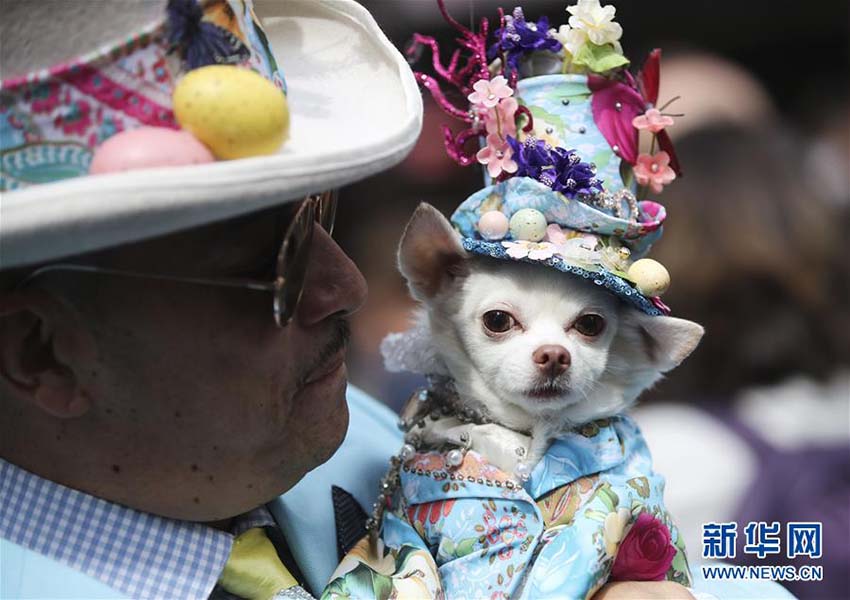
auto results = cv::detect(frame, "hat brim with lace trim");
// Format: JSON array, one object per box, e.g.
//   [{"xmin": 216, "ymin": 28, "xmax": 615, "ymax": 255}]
[{"xmin": 452, "ymin": 176, "xmax": 666, "ymax": 316}]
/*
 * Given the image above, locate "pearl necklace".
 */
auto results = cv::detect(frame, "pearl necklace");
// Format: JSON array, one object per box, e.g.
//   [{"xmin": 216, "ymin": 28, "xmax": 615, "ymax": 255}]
[{"xmin": 366, "ymin": 382, "xmax": 534, "ymax": 539}]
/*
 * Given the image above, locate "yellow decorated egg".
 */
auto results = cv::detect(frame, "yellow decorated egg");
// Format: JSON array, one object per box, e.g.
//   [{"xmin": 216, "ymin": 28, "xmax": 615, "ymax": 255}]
[
  {"xmin": 628, "ymin": 258, "xmax": 671, "ymax": 297},
  {"xmin": 173, "ymin": 65, "xmax": 289, "ymax": 160}
]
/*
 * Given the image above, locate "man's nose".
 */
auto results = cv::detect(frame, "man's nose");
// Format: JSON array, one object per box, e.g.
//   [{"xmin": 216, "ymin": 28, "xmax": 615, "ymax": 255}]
[
  {"xmin": 532, "ymin": 345, "xmax": 571, "ymax": 378},
  {"xmin": 295, "ymin": 225, "xmax": 368, "ymax": 326}
]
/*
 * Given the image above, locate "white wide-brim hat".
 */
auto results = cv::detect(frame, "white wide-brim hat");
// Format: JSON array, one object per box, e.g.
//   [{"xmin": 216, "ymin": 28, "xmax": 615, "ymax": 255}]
[{"xmin": 0, "ymin": 0, "xmax": 423, "ymax": 268}]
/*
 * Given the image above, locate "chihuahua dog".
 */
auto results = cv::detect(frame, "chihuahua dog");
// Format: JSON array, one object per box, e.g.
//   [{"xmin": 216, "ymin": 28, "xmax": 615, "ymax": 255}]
[
  {"xmin": 386, "ymin": 203, "xmax": 704, "ymax": 465},
  {"xmin": 364, "ymin": 203, "xmax": 705, "ymax": 598}
]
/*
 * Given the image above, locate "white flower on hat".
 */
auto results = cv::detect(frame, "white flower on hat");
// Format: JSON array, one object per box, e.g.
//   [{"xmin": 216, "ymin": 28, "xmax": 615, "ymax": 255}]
[
  {"xmin": 502, "ymin": 240, "xmax": 558, "ymax": 261},
  {"xmin": 563, "ymin": 0, "xmax": 623, "ymax": 49},
  {"xmin": 549, "ymin": 0, "xmax": 623, "ymax": 56},
  {"xmin": 550, "ymin": 24, "xmax": 591, "ymax": 57},
  {"xmin": 558, "ymin": 236, "xmax": 603, "ymax": 265},
  {"xmin": 546, "ymin": 224, "xmax": 602, "ymax": 265}
]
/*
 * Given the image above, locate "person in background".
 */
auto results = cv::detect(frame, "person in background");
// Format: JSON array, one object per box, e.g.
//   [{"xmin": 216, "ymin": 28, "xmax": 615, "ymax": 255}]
[{"xmin": 634, "ymin": 53, "xmax": 849, "ymax": 600}]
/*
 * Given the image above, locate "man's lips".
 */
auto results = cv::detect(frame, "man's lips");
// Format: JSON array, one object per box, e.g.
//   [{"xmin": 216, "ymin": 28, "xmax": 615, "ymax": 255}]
[{"xmin": 303, "ymin": 349, "xmax": 346, "ymax": 386}]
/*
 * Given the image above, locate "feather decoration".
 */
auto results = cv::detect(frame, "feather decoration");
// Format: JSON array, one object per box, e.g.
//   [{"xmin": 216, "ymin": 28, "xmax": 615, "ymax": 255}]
[{"xmin": 166, "ymin": 0, "xmax": 249, "ymax": 70}]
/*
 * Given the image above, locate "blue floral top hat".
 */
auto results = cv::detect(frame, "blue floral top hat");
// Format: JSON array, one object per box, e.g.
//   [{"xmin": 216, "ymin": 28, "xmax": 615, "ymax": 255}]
[{"xmin": 410, "ymin": 0, "xmax": 685, "ymax": 315}]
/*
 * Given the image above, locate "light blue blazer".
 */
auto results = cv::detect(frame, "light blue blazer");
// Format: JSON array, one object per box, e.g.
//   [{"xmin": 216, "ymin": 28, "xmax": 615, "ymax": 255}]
[{"xmin": 0, "ymin": 387, "xmax": 794, "ymax": 599}]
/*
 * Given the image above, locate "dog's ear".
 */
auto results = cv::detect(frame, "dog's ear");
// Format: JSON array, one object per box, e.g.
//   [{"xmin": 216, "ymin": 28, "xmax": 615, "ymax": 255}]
[
  {"xmin": 572, "ymin": 310, "xmax": 704, "ymax": 421},
  {"xmin": 619, "ymin": 312, "xmax": 705, "ymax": 373},
  {"xmin": 398, "ymin": 203, "xmax": 469, "ymax": 300}
]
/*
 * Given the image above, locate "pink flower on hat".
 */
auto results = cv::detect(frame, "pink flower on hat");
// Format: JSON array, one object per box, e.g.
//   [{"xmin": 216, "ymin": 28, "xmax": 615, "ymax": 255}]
[
  {"xmin": 544, "ymin": 223, "xmax": 569, "ymax": 245},
  {"xmin": 633, "ymin": 151, "xmax": 675, "ymax": 193},
  {"xmin": 468, "ymin": 76, "xmax": 513, "ymax": 108},
  {"xmin": 477, "ymin": 133, "xmax": 518, "ymax": 178},
  {"xmin": 483, "ymin": 97, "xmax": 518, "ymax": 138},
  {"xmin": 611, "ymin": 512, "xmax": 677, "ymax": 582},
  {"xmin": 632, "ymin": 108, "xmax": 674, "ymax": 133}
]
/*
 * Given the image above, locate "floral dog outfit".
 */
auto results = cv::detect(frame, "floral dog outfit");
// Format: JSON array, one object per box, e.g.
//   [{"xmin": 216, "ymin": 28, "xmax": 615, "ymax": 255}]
[{"xmin": 324, "ymin": 414, "xmax": 690, "ymax": 600}]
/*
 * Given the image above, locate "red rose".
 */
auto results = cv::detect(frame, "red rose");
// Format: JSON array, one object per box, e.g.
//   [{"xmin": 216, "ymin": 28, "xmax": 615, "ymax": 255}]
[{"xmin": 611, "ymin": 512, "xmax": 677, "ymax": 581}]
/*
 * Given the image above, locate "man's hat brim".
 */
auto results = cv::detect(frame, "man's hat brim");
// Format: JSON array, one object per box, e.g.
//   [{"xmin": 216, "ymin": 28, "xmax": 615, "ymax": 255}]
[{"xmin": 1, "ymin": 0, "xmax": 423, "ymax": 268}]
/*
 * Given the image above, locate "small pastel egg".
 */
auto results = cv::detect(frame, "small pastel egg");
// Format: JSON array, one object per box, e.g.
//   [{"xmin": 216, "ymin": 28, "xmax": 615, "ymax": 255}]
[
  {"xmin": 478, "ymin": 211, "xmax": 510, "ymax": 241},
  {"xmin": 628, "ymin": 258, "xmax": 671, "ymax": 296},
  {"xmin": 173, "ymin": 65, "xmax": 289, "ymax": 160},
  {"xmin": 90, "ymin": 127, "xmax": 214, "ymax": 174},
  {"xmin": 509, "ymin": 208, "xmax": 547, "ymax": 242}
]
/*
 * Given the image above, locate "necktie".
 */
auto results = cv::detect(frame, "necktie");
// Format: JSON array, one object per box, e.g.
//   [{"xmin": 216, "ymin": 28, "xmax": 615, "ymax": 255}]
[{"xmin": 218, "ymin": 527, "xmax": 298, "ymax": 600}]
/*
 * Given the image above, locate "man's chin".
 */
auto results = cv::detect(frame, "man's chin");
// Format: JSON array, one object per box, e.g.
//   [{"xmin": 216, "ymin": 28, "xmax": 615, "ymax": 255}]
[
  {"xmin": 311, "ymin": 390, "xmax": 349, "ymax": 465},
  {"xmin": 294, "ymin": 367, "xmax": 350, "ymax": 465},
  {"xmin": 262, "ymin": 396, "xmax": 349, "ymax": 506}
]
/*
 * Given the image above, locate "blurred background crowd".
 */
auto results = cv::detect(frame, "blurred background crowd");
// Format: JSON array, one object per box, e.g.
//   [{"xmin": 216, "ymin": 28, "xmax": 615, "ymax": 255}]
[{"xmin": 333, "ymin": 2, "xmax": 848, "ymax": 597}]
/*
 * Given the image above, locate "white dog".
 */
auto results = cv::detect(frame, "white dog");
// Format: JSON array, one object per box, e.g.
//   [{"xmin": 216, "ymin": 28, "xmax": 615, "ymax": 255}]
[
  {"xmin": 361, "ymin": 203, "xmax": 706, "ymax": 597},
  {"xmin": 384, "ymin": 203, "xmax": 704, "ymax": 465}
]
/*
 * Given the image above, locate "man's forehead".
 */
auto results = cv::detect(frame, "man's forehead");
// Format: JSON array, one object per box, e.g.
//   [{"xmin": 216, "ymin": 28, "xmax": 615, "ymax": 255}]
[{"xmin": 98, "ymin": 203, "xmax": 295, "ymax": 273}]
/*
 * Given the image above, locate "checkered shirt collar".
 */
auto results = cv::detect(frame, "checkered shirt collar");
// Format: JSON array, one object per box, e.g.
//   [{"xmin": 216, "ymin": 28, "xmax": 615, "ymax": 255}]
[{"xmin": 0, "ymin": 458, "xmax": 250, "ymax": 599}]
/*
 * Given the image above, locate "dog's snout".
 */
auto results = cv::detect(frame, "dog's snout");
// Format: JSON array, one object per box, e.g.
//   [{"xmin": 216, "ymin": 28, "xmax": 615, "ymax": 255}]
[{"xmin": 532, "ymin": 345, "xmax": 571, "ymax": 377}]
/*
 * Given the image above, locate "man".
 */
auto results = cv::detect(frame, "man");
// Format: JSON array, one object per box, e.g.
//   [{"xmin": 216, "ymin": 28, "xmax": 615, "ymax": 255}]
[
  {"xmin": 1, "ymin": 1, "xmax": 417, "ymax": 597},
  {"xmin": 0, "ymin": 1, "xmax": 741, "ymax": 599}
]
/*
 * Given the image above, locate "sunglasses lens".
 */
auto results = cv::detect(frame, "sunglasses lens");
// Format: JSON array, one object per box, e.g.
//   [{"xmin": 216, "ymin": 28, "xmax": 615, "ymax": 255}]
[
  {"xmin": 273, "ymin": 200, "xmax": 316, "ymax": 327},
  {"xmin": 317, "ymin": 190, "xmax": 338, "ymax": 235}
]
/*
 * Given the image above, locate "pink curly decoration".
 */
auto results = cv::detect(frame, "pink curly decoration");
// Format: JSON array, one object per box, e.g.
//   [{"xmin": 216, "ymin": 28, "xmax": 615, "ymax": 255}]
[
  {"xmin": 416, "ymin": 72, "xmax": 473, "ymax": 122},
  {"xmin": 442, "ymin": 125, "xmax": 481, "ymax": 167},
  {"xmin": 408, "ymin": 0, "xmax": 494, "ymax": 166},
  {"xmin": 516, "ymin": 105, "xmax": 534, "ymax": 133}
]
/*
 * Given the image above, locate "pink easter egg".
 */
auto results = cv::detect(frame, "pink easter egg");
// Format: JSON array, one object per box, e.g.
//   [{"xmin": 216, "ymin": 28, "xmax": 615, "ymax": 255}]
[
  {"xmin": 478, "ymin": 210, "xmax": 510, "ymax": 241},
  {"xmin": 90, "ymin": 126, "xmax": 214, "ymax": 174}
]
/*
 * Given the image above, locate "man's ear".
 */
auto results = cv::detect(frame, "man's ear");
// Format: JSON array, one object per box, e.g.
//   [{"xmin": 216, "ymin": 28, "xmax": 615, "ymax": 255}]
[
  {"xmin": 0, "ymin": 290, "xmax": 94, "ymax": 419},
  {"xmin": 621, "ymin": 312, "xmax": 705, "ymax": 373},
  {"xmin": 398, "ymin": 203, "xmax": 469, "ymax": 301}
]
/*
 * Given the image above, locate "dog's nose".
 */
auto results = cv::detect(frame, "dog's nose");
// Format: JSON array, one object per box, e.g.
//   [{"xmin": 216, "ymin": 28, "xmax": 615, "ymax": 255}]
[{"xmin": 532, "ymin": 345, "xmax": 571, "ymax": 377}]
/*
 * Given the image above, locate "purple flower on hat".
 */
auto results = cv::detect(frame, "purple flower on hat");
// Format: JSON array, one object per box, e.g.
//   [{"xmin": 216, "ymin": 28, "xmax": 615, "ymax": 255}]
[
  {"xmin": 506, "ymin": 136, "xmax": 604, "ymax": 197},
  {"xmin": 505, "ymin": 136, "xmax": 552, "ymax": 180},
  {"xmin": 488, "ymin": 8, "xmax": 562, "ymax": 74},
  {"xmin": 166, "ymin": 0, "xmax": 249, "ymax": 70}
]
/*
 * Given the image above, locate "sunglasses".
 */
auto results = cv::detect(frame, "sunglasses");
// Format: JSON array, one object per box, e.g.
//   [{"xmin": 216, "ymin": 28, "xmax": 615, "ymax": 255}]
[{"xmin": 18, "ymin": 191, "xmax": 338, "ymax": 328}]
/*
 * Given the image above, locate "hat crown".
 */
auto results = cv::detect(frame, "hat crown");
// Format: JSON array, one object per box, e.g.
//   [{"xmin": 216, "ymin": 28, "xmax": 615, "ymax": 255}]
[
  {"xmin": 505, "ymin": 73, "xmax": 630, "ymax": 196},
  {"xmin": 1, "ymin": 0, "xmax": 166, "ymax": 80}
]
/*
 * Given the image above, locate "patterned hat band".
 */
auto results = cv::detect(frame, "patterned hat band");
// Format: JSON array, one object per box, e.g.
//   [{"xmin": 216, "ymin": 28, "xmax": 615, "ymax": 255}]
[{"xmin": 1, "ymin": 0, "xmax": 284, "ymax": 190}]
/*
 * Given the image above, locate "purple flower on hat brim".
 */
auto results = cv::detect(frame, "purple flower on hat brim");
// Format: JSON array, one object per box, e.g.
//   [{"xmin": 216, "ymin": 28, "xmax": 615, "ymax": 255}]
[
  {"xmin": 166, "ymin": 0, "xmax": 249, "ymax": 70},
  {"xmin": 488, "ymin": 8, "xmax": 562, "ymax": 73},
  {"xmin": 506, "ymin": 136, "xmax": 603, "ymax": 197}
]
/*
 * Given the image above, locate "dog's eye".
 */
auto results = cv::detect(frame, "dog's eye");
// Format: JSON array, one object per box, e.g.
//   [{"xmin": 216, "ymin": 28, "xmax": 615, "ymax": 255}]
[
  {"xmin": 574, "ymin": 314, "xmax": 605, "ymax": 337},
  {"xmin": 482, "ymin": 310, "xmax": 515, "ymax": 333}
]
